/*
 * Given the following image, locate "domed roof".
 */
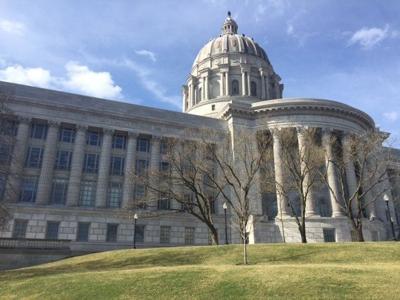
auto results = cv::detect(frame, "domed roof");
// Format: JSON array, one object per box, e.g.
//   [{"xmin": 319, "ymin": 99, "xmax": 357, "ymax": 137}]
[{"xmin": 192, "ymin": 12, "xmax": 269, "ymax": 67}]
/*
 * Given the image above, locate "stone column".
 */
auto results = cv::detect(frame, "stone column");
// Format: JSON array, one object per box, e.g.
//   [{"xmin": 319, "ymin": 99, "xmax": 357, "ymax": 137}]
[
  {"xmin": 95, "ymin": 129, "xmax": 113, "ymax": 208},
  {"xmin": 322, "ymin": 129, "xmax": 345, "ymax": 217},
  {"xmin": 5, "ymin": 117, "xmax": 30, "ymax": 202},
  {"xmin": 297, "ymin": 128, "xmax": 318, "ymax": 217},
  {"xmin": 36, "ymin": 121, "xmax": 59, "ymax": 205},
  {"xmin": 225, "ymin": 71, "xmax": 230, "ymax": 96},
  {"xmin": 259, "ymin": 69, "xmax": 266, "ymax": 99},
  {"xmin": 272, "ymin": 129, "xmax": 291, "ymax": 217},
  {"xmin": 247, "ymin": 72, "xmax": 251, "ymax": 96},
  {"xmin": 219, "ymin": 72, "xmax": 224, "ymax": 97},
  {"xmin": 241, "ymin": 69, "xmax": 247, "ymax": 96},
  {"xmin": 204, "ymin": 75, "xmax": 209, "ymax": 100},
  {"xmin": 149, "ymin": 136, "xmax": 161, "ymax": 208},
  {"xmin": 66, "ymin": 125, "xmax": 87, "ymax": 206},
  {"xmin": 122, "ymin": 132, "xmax": 137, "ymax": 209},
  {"xmin": 188, "ymin": 83, "xmax": 192, "ymax": 107},
  {"xmin": 342, "ymin": 134, "xmax": 360, "ymax": 216}
]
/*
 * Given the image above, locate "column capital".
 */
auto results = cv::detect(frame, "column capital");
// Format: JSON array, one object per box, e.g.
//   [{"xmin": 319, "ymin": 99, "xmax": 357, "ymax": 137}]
[
  {"xmin": 76, "ymin": 124, "xmax": 88, "ymax": 131},
  {"xmin": 151, "ymin": 135, "xmax": 162, "ymax": 142},
  {"xmin": 103, "ymin": 128, "xmax": 114, "ymax": 136},
  {"xmin": 17, "ymin": 116, "xmax": 31, "ymax": 125},
  {"xmin": 296, "ymin": 126, "xmax": 310, "ymax": 136},
  {"xmin": 127, "ymin": 131, "xmax": 139, "ymax": 138},
  {"xmin": 48, "ymin": 120, "xmax": 60, "ymax": 128},
  {"xmin": 270, "ymin": 127, "xmax": 282, "ymax": 137}
]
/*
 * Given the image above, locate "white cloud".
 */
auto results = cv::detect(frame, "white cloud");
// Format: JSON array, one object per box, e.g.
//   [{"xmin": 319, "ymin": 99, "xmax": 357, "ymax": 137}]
[
  {"xmin": 348, "ymin": 25, "xmax": 389, "ymax": 49},
  {"xmin": 135, "ymin": 49, "xmax": 157, "ymax": 62},
  {"xmin": 0, "ymin": 65, "xmax": 52, "ymax": 88},
  {"xmin": 0, "ymin": 62, "xmax": 122, "ymax": 99},
  {"xmin": 383, "ymin": 111, "xmax": 399, "ymax": 122},
  {"xmin": 122, "ymin": 59, "xmax": 181, "ymax": 108},
  {"xmin": 61, "ymin": 62, "xmax": 122, "ymax": 98},
  {"xmin": 286, "ymin": 24, "xmax": 294, "ymax": 35},
  {"xmin": 0, "ymin": 19, "xmax": 25, "ymax": 35}
]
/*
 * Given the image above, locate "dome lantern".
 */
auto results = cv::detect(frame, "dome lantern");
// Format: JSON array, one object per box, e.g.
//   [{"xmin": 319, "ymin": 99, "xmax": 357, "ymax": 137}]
[{"xmin": 222, "ymin": 11, "xmax": 238, "ymax": 35}]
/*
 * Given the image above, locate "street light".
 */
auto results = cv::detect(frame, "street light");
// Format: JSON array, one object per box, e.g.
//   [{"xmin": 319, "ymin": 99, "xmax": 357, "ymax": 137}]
[
  {"xmin": 223, "ymin": 202, "xmax": 228, "ymax": 245},
  {"xmin": 383, "ymin": 194, "xmax": 396, "ymax": 241},
  {"xmin": 133, "ymin": 213, "xmax": 138, "ymax": 249}
]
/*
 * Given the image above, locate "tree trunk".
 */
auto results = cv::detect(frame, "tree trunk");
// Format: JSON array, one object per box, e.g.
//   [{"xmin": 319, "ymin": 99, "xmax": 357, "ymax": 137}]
[
  {"xmin": 355, "ymin": 222, "xmax": 365, "ymax": 242},
  {"xmin": 243, "ymin": 233, "xmax": 248, "ymax": 265},
  {"xmin": 300, "ymin": 224, "xmax": 307, "ymax": 243},
  {"xmin": 209, "ymin": 225, "xmax": 219, "ymax": 245}
]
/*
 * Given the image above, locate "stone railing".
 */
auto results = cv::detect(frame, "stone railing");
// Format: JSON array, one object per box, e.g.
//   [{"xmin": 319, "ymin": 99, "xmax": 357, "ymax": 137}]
[{"xmin": 0, "ymin": 238, "xmax": 71, "ymax": 250}]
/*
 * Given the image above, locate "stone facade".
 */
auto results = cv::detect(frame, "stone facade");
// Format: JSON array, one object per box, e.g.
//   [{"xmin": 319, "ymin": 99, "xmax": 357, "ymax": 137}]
[{"xmin": 0, "ymin": 13, "xmax": 399, "ymax": 251}]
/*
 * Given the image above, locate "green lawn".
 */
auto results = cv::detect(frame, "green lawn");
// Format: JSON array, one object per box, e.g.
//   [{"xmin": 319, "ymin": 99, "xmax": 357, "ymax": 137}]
[{"xmin": 1, "ymin": 243, "xmax": 400, "ymax": 299}]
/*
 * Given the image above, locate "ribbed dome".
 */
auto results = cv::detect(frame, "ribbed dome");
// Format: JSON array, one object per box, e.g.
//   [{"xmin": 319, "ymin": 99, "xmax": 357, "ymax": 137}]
[{"xmin": 192, "ymin": 12, "xmax": 269, "ymax": 67}]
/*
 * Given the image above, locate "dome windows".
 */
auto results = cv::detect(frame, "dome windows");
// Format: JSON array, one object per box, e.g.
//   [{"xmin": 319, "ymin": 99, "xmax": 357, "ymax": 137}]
[
  {"xmin": 250, "ymin": 81, "xmax": 257, "ymax": 97},
  {"xmin": 232, "ymin": 80, "xmax": 239, "ymax": 95}
]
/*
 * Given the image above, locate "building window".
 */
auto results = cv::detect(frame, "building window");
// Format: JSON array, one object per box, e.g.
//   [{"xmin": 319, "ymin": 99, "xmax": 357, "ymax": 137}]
[
  {"xmin": 0, "ymin": 144, "xmax": 11, "ymax": 165},
  {"xmin": 184, "ymin": 227, "xmax": 195, "ymax": 245},
  {"xmin": 19, "ymin": 177, "xmax": 38, "ymax": 202},
  {"xmin": 319, "ymin": 197, "xmax": 331, "ymax": 217},
  {"xmin": 136, "ymin": 137, "xmax": 150, "ymax": 153},
  {"xmin": 250, "ymin": 81, "xmax": 257, "ymax": 96},
  {"xmin": 134, "ymin": 184, "xmax": 147, "ymax": 209},
  {"xmin": 181, "ymin": 193, "xmax": 194, "ymax": 212},
  {"xmin": 158, "ymin": 193, "xmax": 171, "ymax": 210},
  {"xmin": 50, "ymin": 179, "xmax": 68, "ymax": 205},
  {"xmin": 25, "ymin": 147, "xmax": 44, "ymax": 168},
  {"xmin": 112, "ymin": 134, "xmax": 126, "ymax": 149},
  {"xmin": 59, "ymin": 127, "xmax": 75, "ymax": 143},
  {"xmin": 12, "ymin": 219, "xmax": 28, "ymax": 239},
  {"xmin": 83, "ymin": 153, "xmax": 99, "ymax": 173},
  {"xmin": 30, "ymin": 123, "xmax": 48, "ymax": 139},
  {"xmin": 76, "ymin": 222, "xmax": 90, "ymax": 242},
  {"xmin": 0, "ymin": 176, "xmax": 5, "ymax": 199},
  {"xmin": 159, "ymin": 161, "xmax": 170, "ymax": 173},
  {"xmin": 55, "ymin": 150, "xmax": 72, "ymax": 170},
  {"xmin": 45, "ymin": 221, "xmax": 60, "ymax": 240},
  {"xmin": 2, "ymin": 120, "xmax": 17, "ymax": 136},
  {"xmin": 160, "ymin": 140, "xmax": 168, "ymax": 155},
  {"xmin": 232, "ymin": 79, "xmax": 239, "ymax": 95},
  {"xmin": 160, "ymin": 226, "xmax": 171, "ymax": 244},
  {"xmin": 79, "ymin": 181, "xmax": 96, "ymax": 207},
  {"xmin": 86, "ymin": 130, "xmax": 102, "ymax": 146},
  {"xmin": 108, "ymin": 182, "xmax": 122, "ymax": 208},
  {"xmin": 106, "ymin": 223, "xmax": 118, "ymax": 242},
  {"xmin": 135, "ymin": 159, "xmax": 148, "ymax": 176},
  {"xmin": 211, "ymin": 104, "xmax": 215, "ymax": 111},
  {"xmin": 110, "ymin": 156, "xmax": 125, "ymax": 176},
  {"xmin": 323, "ymin": 228, "xmax": 336, "ymax": 242},
  {"xmin": 136, "ymin": 224, "xmax": 145, "ymax": 243}
]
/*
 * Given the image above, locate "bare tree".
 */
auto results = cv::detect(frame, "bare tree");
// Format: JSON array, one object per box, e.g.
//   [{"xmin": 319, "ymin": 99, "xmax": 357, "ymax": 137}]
[
  {"xmin": 135, "ymin": 133, "xmax": 221, "ymax": 245},
  {"xmin": 197, "ymin": 128, "xmax": 273, "ymax": 264},
  {"xmin": 321, "ymin": 130, "xmax": 397, "ymax": 242},
  {"xmin": 0, "ymin": 93, "xmax": 16, "ymax": 228},
  {"xmin": 275, "ymin": 128, "xmax": 325, "ymax": 243}
]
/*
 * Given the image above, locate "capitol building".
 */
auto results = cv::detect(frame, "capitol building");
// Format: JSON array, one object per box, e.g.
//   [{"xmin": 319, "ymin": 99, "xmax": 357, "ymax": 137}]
[{"xmin": 0, "ymin": 13, "xmax": 399, "ymax": 251}]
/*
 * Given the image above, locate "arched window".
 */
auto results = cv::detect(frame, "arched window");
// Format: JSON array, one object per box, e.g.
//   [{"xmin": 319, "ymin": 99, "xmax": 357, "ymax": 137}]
[
  {"xmin": 232, "ymin": 80, "xmax": 239, "ymax": 95},
  {"xmin": 250, "ymin": 81, "xmax": 257, "ymax": 97}
]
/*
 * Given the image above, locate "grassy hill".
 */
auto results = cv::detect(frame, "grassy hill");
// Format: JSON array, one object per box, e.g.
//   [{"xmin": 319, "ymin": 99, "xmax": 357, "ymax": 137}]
[{"xmin": 1, "ymin": 243, "xmax": 400, "ymax": 299}]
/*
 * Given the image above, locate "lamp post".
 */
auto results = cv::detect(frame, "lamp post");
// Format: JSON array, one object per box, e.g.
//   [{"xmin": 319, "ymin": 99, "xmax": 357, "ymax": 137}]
[
  {"xmin": 133, "ymin": 213, "xmax": 138, "ymax": 249},
  {"xmin": 383, "ymin": 194, "xmax": 396, "ymax": 241},
  {"xmin": 223, "ymin": 202, "xmax": 228, "ymax": 244}
]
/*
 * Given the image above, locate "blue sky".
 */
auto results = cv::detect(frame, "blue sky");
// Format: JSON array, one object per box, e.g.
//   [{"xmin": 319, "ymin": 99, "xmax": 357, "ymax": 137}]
[{"xmin": 0, "ymin": 0, "xmax": 399, "ymax": 144}]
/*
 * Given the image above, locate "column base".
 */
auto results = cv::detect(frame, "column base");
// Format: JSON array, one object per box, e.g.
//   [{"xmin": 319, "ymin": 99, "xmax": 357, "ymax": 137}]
[
  {"xmin": 331, "ymin": 212, "xmax": 346, "ymax": 218},
  {"xmin": 305, "ymin": 211, "xmax": 320, "ymax": 218}
]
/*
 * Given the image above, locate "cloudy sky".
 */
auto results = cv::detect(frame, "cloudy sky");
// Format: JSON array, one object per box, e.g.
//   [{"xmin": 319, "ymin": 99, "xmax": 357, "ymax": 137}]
[{"xmin": 0, "ymin": 0, "xmax": 399, "ymax": 143}]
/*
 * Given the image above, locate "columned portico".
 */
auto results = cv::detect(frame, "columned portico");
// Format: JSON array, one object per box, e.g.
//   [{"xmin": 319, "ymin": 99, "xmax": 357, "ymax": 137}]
[{"xmin": 95, "ymin": 129, "xmax": 113, "ymax": 208}]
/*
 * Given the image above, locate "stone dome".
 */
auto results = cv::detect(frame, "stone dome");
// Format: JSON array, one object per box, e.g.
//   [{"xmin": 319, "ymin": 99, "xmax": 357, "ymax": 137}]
[{"xmin": 192, "ymin": 12, "xmax": 270, "ymax": 67}]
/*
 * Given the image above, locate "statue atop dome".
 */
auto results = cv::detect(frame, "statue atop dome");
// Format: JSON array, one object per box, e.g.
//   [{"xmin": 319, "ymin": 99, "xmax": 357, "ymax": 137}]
[{"xmin": 222, "ymin": 11, "xmax": 238, "ymax": 35}]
